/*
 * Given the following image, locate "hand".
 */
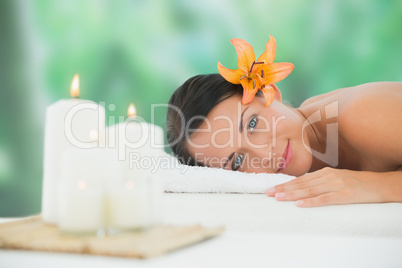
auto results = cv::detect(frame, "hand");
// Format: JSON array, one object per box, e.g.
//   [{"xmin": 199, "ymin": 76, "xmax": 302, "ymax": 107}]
[{"xmin": 266, "ymin": 167, "xmax": 385, "ymax": 207}]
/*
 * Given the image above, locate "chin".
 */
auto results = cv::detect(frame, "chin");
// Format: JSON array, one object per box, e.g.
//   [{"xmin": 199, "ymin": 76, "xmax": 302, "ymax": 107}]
[
  {"xmin": 284, "ymin": 157, "xmax": 312, "ymax": 177},
  {"xmin": 293, "ymin": 160, "xmax": 312, "ymax": 176}
]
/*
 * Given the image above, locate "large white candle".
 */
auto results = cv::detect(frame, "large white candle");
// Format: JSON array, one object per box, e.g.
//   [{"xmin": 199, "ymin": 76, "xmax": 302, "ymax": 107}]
[{"xmin": 42, "ymin": 74, "xmax": 106, "ymax": 224}]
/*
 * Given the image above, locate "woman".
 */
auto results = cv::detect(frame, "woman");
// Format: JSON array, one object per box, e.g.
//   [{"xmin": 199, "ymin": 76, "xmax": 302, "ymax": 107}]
[{"xmin": 166, "ymin": 74, "xmax": 402, "ymax": 207}]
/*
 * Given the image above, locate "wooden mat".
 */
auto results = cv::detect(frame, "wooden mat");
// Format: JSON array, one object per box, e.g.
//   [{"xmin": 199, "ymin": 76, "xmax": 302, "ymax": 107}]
[{"xmin": 0, "ymin": 216, "xmax": 224, "ymax": 259}]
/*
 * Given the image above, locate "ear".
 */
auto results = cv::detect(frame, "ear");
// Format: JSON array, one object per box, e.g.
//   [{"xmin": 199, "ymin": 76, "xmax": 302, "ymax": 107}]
[{"xmin": 270, "ymin": 84, "xmax": 282, "ymax": 102}]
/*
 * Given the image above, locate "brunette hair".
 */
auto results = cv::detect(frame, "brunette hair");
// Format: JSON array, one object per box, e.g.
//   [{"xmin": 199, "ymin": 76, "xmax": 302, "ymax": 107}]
[{"xmin": 166, "ymin": 74, "xmax": 243, "ymax": 166}]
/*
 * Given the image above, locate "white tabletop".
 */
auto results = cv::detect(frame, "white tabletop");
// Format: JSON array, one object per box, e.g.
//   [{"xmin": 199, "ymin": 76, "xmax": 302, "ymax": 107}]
[
  {"xmin": 2, "ymin": 193, "xmax": 402, "ymax": 267},
  {"xmin": 1, "ymin": 229, "xmax": 402, "ymax": 268}
]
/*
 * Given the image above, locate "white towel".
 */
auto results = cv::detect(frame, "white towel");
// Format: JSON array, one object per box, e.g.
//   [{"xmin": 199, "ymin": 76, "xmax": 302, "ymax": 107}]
[{"xmin": 151, "ymin": 152, "xmax": 295, "ymax": 194}]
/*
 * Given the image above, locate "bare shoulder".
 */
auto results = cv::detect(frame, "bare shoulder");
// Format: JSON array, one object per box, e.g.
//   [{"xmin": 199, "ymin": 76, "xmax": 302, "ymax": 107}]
[
  {"xmin": 300, "ymin": 87, "xmax": 350, "ymax": 107},
  {"xmin": 339, "ymin": 82, "xmax": 402, "ymax": 167},
  {"xmin": 341, "ymin": 81, "xmax": 402, "ymax": 116},
  {"xmin": 348, "ymin": 81, "xmax": 402, "ymax": 98}
]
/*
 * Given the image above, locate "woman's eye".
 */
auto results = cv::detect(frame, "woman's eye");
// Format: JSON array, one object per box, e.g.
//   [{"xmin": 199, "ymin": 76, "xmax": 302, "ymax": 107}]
[
  {"xmin": 233, "ymin": 154, "xmax": 244, "ymax": 171},
  {"xmin": 248, "ymin": 115, "xmax": 258, "ymax": 133}
]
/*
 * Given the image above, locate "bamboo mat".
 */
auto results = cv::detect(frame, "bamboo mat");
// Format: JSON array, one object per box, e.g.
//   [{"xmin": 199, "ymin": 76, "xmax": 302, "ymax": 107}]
[{"xmin": 0, "ymin": 216, "xmax": 224, "ymax": 259}]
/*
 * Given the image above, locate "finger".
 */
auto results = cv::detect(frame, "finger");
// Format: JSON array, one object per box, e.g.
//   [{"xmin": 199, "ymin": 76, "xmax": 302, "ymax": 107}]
[
  {"xmin": 286, "ymin": 172, "xmax": 320, "ymax": 185},
  {"xmin": 274, "ymin": 176, "xmax": 331, "ymax": 194},
  {"xmin": 296, "ymin": 193, "xmax": 344, "ymax": 208},
  {"xmin": 281, "ymin": 168, "xmax": 330, "ymax": 186},
  {"xmin": 266, "ymin": 167, "xmax": 338, "ymax": 197},
  {"xmin": 266, "ymin": 172, "xmax": 326, "ymax": 197},
  {"xmin": 274, "ymin": 183, "xmax": 336, "ymax": 201}
]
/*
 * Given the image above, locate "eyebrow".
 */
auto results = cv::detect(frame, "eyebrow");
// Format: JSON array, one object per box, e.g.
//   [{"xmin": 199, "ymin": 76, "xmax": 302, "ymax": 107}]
[
  {"xmin": 239, "ymin": 107, "xmax": 249, "ymax": 133},
  {"xmin": 222, "ymin": 107, "xmax": 249, "ymax": 169}
]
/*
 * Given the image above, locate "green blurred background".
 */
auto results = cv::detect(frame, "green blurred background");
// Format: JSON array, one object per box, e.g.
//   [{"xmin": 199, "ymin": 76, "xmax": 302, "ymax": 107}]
[{"xmin": 0, "ymin": 0, "xmax": 401, "ymax": 216}]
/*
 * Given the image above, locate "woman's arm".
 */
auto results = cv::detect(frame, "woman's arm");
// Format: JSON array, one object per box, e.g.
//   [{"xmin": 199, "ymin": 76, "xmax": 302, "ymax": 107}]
[
  {"xmin": 268, "ymin": 82, "xmax": 402, "ymax": 207},
  {"xmin": 266, "ymin": 167, "xmax": 402, "ymax": 207}
]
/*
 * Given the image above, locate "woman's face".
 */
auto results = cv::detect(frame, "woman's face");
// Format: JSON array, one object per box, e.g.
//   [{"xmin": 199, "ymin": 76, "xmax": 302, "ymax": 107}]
[{"xmin": 186, "ymin": 88, "xmax": 313, "ymax": 176}]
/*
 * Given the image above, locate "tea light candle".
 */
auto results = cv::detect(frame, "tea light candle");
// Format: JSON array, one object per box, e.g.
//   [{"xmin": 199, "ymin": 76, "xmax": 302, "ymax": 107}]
[
  {"xmin": 57, "ymin": 179, "xmax": 104, "ymax": 234},
  {"xmin": 58, "ymin": 148, "xmax": 123, "ymax": 234},
  {"xmin": 42, "ymin": 74, "xmax": 106, "ymax": 224},
  {"xmin": 105, "ymin": 178, "xmax": 150, "ymax": 231}
]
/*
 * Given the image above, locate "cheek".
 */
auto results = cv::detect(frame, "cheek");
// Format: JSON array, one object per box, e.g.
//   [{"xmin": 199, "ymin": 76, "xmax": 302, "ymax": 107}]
[
  {"xmin": 287, "ymin": 131, "xmax": 313, "ymax": 176},
  {"xmin": 188, "ymin": 135, "xmax": 230, "ymax": 167},
  {"xmin": 212, "ymin": 130, "xmax": 234, "ymax": 147},
  {"xmin": 269, "ymin": 114, "xmax": 293, "ymax": 143},
  {"xmin": 293, "ymin": 145, "xmax": 313, "ymax": 176},
  {"xmin": 194, "ymin": 148, "xmax": 230, "ymax": 168},
  {"xmin": 273, "ymin": 109, "xmax": 302, "ymax": 138}
]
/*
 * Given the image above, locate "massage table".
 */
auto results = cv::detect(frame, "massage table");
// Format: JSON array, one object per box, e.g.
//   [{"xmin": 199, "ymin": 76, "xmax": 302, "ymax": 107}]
[
  {"xmin": 1, "ymin": 193, "xmax": 402, "ymax": 267},
  {"xmin": 2, "ymin": 154, "xmax": 402, "ymax": 267}
]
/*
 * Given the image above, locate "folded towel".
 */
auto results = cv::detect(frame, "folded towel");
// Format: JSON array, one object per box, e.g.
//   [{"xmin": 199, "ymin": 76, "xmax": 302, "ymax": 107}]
[{"xmin": 151, "ymin": 152, "xmax": 295, "ymax": 194}]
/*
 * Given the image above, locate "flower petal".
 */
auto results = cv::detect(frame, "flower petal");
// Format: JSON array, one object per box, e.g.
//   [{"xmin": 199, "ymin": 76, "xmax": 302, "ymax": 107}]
[
  {"xmin": 240, "ymin": 78, "xmax": 260, "ymax": 105},
  {"xmin": 259, "ymin": 62, "xmax": 294, "ymax": 84},
  {"xmin": 257, "ymin": 34, "xmax": 276, "ymax": 64},
  {"xmin": 260, "ymin": 85, "xmax": 276, "ymax": 107},
  {"xmin": 217, "ymin": 62, "xmax": 244, "ymax": 84},
  {"xmin": 231, "ymin": 38, "xmax": 256, "ymax": 73}
]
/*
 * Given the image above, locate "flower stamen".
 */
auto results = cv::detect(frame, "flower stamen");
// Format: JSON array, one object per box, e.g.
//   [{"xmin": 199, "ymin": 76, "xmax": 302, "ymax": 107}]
[{"xmin": 249, "ymin": 61, "xmax": 264, "ymax": 73}]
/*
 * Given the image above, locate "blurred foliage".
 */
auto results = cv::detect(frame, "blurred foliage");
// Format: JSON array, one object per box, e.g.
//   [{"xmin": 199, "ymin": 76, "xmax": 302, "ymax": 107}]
[{"xmin": 0, "ymin": 0, "xmax": 401, "ymax": 216}]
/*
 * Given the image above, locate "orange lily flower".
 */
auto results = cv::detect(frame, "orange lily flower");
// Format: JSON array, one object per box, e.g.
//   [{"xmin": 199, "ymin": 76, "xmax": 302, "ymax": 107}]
[{"xmin": 217, "ymin": 35, "xmax": 294, "ymax": 106}]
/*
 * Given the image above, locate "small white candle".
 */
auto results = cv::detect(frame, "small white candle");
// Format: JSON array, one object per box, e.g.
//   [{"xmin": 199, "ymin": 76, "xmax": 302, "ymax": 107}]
[
  {"xmin": 58, "ymin": 180, "xmax": 104, "ymax": 234},
  {"xmin": 105, "ymin": 178, "xmax": 150, "ymax": 230},
  {"xmin": 42, "ymin": 74, "xmax": 106, "ymax": 224},
  {"xmin": 57, "ymin": 148, "xmax": 122, "ymax": 233}
]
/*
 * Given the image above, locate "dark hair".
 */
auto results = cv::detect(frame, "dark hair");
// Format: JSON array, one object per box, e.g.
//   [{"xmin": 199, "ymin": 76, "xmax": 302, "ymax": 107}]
[{"xmin": 166, "ymin": 74, "xmax": 243, "ymax": 166}]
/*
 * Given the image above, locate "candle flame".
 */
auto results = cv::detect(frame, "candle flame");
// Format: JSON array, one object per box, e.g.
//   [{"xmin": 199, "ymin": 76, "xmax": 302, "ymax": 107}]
[
  {"xmin": 70, "ymin": 74, "xmax": 80, "ymax": 98},
  {"xmin": 127, "ymin": 103, "xmax": 137, "ymax": 118},
  {"xmin": 77, "ymin": 180, "xmax": 87, "ymax": 190}
]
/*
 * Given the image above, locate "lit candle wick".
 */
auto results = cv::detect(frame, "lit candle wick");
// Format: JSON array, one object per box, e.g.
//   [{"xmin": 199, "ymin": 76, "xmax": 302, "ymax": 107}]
[
  {"xmin": 127, "ymin": 103, "xmax": 137, "ymax": 118},
  {"xmin": 70, "ymin": 74, "xmax": 80, "ymax": 98}
]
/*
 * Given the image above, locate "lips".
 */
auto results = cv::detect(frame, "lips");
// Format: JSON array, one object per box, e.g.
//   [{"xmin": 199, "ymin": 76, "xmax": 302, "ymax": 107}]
[
  {"xmin": 278, "ymin": 140, "xmax": 293, "ymax": 172},
  {"xmin": 282, "ymin": 142, "xmax": 289, "ymax": 162}
]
